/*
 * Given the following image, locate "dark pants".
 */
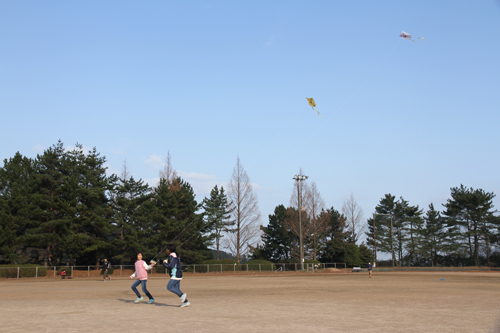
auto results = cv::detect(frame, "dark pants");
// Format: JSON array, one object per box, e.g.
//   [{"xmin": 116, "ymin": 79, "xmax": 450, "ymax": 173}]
[
  {"xmin": 131, "ymin": 280, "xmax": 153, "ymax": 299},
  {"xmin": 103, "ymin": 270, "xmax": 108, "ymax": 279}
]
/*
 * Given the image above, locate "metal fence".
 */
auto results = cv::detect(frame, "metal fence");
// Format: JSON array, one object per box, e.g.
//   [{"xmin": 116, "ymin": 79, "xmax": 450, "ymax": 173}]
[{"xmin": 0, "ymin": 263, "xmax": 347, "ymax": 279}]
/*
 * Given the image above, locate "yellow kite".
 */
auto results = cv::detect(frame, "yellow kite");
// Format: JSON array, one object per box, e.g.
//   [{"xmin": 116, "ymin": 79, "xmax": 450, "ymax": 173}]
[{"xmin": 306, "ymin": 98, "xmax": 321, "ymax": 117}]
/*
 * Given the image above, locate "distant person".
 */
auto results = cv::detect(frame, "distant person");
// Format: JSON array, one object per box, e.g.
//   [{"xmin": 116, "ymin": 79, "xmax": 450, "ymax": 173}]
[
  {"xmin": 367, "ymin": 262, "xmax": 373, "ymax": 278},
  {"xmin": 61, "ymin": 269, "xmax": 66, "ymax": 279},
  {"xmin": 163, "ymin": 244, "xmax": 190, "ymax": 307},
  {"xmin": 314, "ymin": 264, "xmax": 319, "ymax": 272},
  {"xmin": 102, "ymin": 258, "xmax": 111, "ymax": 282},
  {"xmin": 130, "ymin": 252, "xmax": 156, "ymax": 304}
]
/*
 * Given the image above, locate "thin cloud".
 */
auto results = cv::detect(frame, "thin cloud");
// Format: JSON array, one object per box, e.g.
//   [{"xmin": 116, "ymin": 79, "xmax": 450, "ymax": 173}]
[
  {"xmin": 32, "ymin": 143, "xmax": 44, "ymax": 153},
  {"xmin": 178, "ymin": 171, "xmax": 216, "ymax": 181},
  {"xmin": 144, "ymin": 154, "xmax": 164, "ymax": 169}
]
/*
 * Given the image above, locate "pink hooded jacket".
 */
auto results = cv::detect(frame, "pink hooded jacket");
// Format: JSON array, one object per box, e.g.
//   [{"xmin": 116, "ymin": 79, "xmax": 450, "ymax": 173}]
[{"xmin": 130, "ymin": 260, "xmax": 153, "ymax": 281}]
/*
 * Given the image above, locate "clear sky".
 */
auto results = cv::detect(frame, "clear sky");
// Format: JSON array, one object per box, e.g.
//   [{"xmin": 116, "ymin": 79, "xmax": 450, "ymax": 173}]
[{"xmin": 1, "ymin": 1, "xmax": 499, "ymax": 246}]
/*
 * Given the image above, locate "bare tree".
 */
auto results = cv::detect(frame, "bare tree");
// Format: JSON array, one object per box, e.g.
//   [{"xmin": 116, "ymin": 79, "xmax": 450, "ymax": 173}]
[
  {"xmin": 224, "ymin": 156, "xmax": 261, "ymax": 263},
  {"xmin": 342, "ymin": 193, "xmax": 366, "ymax": 244},
  {"xmin": 306, "ymin": 182, "xmax": 328, "ymax": 260},
  {"xmin": 157, "ymin": 151, "xmax": 181, "ymax": 191},
  {"xmin": 285, "ymin": 175, "xmax": 328, "ymax": 261},
  {"xmin": 121, "ymin": 158, "xmax": 130, "ymax": 182},
  {"xmin": 159, "ymin": 151, "xmax": 178, "ymax": 184}
]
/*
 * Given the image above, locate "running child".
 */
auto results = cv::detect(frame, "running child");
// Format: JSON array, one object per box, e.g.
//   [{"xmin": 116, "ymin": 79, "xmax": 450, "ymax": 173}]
[
  {"xmin": 163, "ymin": 244, "xmax": 190, "ymax": 307},
  {"xmin": 130, "ymin": 252, "xmax": 156, "ymax": 304}
]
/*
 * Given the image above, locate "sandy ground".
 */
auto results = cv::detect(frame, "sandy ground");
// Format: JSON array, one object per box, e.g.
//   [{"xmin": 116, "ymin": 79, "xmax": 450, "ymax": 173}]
[{"xmin": 1, "ymin": 271, "xmax": 500, "ymax": 333}]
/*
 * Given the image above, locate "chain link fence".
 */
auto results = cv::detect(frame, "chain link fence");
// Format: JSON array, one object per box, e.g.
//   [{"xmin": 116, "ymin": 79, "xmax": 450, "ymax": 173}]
[{"xmin": 0, "ymin": 263, "xmax": 347, "ymax": 279}]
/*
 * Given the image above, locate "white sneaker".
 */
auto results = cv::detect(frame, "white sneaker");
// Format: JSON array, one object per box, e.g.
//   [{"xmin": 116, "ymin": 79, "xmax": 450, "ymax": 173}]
[
  {"xmin": 180, "ymin": 293, "xmax": 187, "ymax": 303},
  {"xmin": 180, "ymin": 301, "xmax": 190, "ymax": 308}
]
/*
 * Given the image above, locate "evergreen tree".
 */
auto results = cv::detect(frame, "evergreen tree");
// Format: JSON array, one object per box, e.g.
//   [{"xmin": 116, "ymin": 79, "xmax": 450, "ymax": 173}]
[
  {"xmin": 398, "ymin": 198, "xmax": 423, "ymax": 266},
  {"xmin": 64, "ymin": 144, "xmax": 116, "ymax": 265},
  {"xmin": 369, "ymin": 194, "xmax": 397, "ymax": 265},
  {"xmin": 324, "ymin": 207, "xmax": 347, "ymax": 242},
  {"xmin": 260, "ymin": 205, "xmax": 294, "ymax": 262},
  {"xmin": 0, "ymin": 152, "xmax": 35, "ymax": 263},
  {"xmin": 148, "ymin": 177, "xmax": 211, "ymax": 264},
  {"xmin": 321, "ymin": 208, "xmax": 348, "ymax": 263},
  {"xmin": 443, "ymin": 185, "xmax": 497, "ymax": 266},
  {"xmin": 201, "ymin": 185, "xmax": 234, "ymax": 260},
  {"xmin": 422, "ymin": 204, "xmax": 447, "ymax": 266},
  {"xmin": 28, "ymin": 142, "xmax": 73, "ymax": 265},
  {"xmin": 110, "ymin": 172, "xmax": 151, "ymax": 264}
]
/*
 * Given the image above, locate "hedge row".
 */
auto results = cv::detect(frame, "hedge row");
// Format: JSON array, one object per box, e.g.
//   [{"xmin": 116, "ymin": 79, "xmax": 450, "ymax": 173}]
[{"xmin": 0, "ymin": 266, "xmax": 47, "ymax": 278}]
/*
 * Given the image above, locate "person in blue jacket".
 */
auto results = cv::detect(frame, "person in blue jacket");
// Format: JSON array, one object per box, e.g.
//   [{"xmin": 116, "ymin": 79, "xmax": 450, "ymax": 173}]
[
  {"xmin": 163, "ymin": 244, "xmax": 190, "ymax": 307},
  {"xmin": 367, "ymin": 262, "xmax": 373, "ymax": 278}
]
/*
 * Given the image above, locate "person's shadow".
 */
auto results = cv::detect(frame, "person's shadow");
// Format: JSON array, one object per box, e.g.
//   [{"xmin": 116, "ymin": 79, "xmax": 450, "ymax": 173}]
[{"xmin": 116, "ymin": 299, "xmax": 177, "ymax": 307}]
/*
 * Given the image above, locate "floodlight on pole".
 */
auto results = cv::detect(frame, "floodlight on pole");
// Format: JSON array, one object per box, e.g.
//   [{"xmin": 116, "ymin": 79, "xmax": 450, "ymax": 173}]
[{"xmin": 293, "ymin": 174, "xmax": 308, "ymax": 270}]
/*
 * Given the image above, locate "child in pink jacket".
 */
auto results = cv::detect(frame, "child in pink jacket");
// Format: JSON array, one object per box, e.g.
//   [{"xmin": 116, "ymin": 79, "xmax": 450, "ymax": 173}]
[{"xmin": 130, "ymin": 252, "xmax": 156, "ymax": 304}]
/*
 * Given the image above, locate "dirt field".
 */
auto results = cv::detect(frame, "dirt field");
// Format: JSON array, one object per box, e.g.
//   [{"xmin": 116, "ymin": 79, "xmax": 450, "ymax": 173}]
[{"xmin": 1, "ymin": 271, "xmax": 500, "ymax": 332}]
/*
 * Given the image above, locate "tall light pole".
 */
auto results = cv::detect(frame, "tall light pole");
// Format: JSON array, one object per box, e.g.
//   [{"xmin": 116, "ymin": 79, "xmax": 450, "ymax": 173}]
[
  {"xmin": 373, "ymin": 213, "xmax": 394, "ymax": 267},
  {"xmin": 293, "ymin": 174, "xmax": 308, "ymax": 270}
]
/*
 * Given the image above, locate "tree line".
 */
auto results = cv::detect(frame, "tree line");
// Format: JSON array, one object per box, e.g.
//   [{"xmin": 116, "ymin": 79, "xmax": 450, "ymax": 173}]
[
  {"xmin": 0, "ymin": 142, "xmax": 261, "ymax": 266},
  {"xmin": 2, "ymin": 141, "xmax": 498, "ymax": 268},
  {"xmin": 366, "ymin": 188, "xmax": 499, "ymax": 267},
  {"xmin": 253, "ymin": 173, "xmax": 373, "ymax": 267},
  {"xmin": 253, "ymin": 178, "xmax": 499, "ymax": 268}
]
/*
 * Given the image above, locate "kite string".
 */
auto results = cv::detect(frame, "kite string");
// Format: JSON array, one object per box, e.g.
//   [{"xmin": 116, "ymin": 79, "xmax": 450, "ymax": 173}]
[
  {"xmin": 150, "ymin": 219, "xmax": 199, "ymax": 261},
  {"xmin": 337, "ymin": 38, "xmax": 401, "ymax": 111}
]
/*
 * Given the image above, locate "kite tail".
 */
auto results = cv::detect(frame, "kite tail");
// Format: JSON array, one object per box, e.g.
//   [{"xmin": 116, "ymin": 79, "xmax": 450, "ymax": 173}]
[{"xmin": 417, "ymin": 37, "xmax": 426, "ymax": 44}]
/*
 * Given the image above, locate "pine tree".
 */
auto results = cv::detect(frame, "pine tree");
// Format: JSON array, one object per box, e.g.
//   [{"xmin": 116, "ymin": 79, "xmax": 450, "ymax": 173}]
[
  {"xmin": 28, "ymin": 142, "xmax": 72, "ymax": 265},
  {"xmin": 201, "ymin": 185, "xmax": 234, "ymax": 260},
  {"xmin": 260, "ymin": 205, "xmax": 294, "ymax": 262},
  {"xmin": 321, "ymin": 207, "xmax": 348, "ymax": 263},
  {"xmin": 109, "ymin": 162, "xmax": 151, "ymax": 264},
  {"xmin": 399, "ymin": 198, "xmax": 424, "ymax": 266},
  {"xmin": 64, "ymin": 144, "xmax": 115, "ymax": 265},
  {"xmin": 148, "ymin": 177, "xmax": 211, "ymax": 264},
  {"xmin": 443, "ymin": 185, "xmax": 497, "ymax": 266},
  {"xmin": 0, "ymin": 152, "xmax": 35, "ymax": 263},
  {"xmin": 422, "ymin": 204, "xmax": 447, "ymax": 266},
  {"xmin": 369, "ymin": 194, "xmax": 397, "ymax": 265}
]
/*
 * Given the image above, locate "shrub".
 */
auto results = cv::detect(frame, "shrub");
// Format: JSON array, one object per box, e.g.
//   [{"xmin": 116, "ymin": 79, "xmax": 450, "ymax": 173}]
[
  {"xmin": 20, "ymin": 266, "xmax": 47, "ymax": 278},
  {"xmin": 57, "ymin": 267, "xmax": 72, "ymax": 277},
  {"xmin": 201, "ymin": 259, "xmax": 242, "ymax": 272},
  {"xmin": 244, "ymin": 260, "xmax": 276, "ymax": 271},
  {"xmin": 203, "ymin": 259, "xmax": 238, "ymax": 265},
  {"xmin": 0, "ymin": 266, "xmax": 47, "ymax": 278},
  {"xmin": 0, "ymin": 268, "xmax": 18, "ymax": 278}
]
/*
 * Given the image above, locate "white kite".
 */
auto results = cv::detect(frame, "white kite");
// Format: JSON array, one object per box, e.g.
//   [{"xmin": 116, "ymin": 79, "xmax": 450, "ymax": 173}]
[{"xmin": 399, "ymin": 31, "xmax": 426, "ymax": 44}]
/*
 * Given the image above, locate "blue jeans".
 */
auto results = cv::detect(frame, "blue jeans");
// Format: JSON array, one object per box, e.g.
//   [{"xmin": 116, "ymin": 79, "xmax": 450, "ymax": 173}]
[
  {"xmin": 167, "ymin": 279, "xmax": 183, "ymax": 297},
  {"xmin": 131, "ymin": 280, "xmax": 153, "ymax": 299}
]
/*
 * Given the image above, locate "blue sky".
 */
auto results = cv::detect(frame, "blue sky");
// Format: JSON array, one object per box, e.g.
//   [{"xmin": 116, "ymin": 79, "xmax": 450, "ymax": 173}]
[{"xmin": 1, "ymin": 1, "xmax": 499, "ymax": 248}]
